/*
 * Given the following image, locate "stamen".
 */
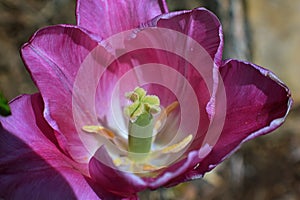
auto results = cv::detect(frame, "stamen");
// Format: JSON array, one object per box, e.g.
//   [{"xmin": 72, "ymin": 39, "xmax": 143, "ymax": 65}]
[
  {"xmin": 142, "ymin": 163, "xmax": 165, "ymax": 172},
  {"xmin": 82, "ymin": 125, "xmax": 115, "ymax": 139},
  {"xmin": 165, "ymin": 101, "xmax": 180, "ymax": 115},
  {"xmin": 161, "ymin": 134, "xmax": 193, "ymax": 154},
  {"xmin": 112, "ymin": 137, "xmax": 128, "ymax": 151},
  {"xmin": 113, "ymin": 157, "xmax": 165, "ymax": 172},
  {"xmin": 82, "ymin": 125, "xmax": 128, "ymax": 151},
  {"xmin": 154, "ymin": 101, "xmax": 179, "ymax": 131}
]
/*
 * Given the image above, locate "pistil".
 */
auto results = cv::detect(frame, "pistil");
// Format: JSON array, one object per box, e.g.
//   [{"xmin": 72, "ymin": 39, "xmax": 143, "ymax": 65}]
[{"xmin": 124, "ymin": 87, "xmax": 160, "ymax": 162}]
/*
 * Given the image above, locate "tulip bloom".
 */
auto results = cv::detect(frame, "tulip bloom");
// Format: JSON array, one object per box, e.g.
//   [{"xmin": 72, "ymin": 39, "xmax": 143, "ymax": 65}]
[{"xmin": 0, "ymin": 0, "xmax": 292, "ymax": 199}]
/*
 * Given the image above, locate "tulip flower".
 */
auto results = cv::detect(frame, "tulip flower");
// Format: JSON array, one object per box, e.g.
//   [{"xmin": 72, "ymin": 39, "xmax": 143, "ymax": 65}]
[{"xmin": 0, "ymin": 0, "xmax": 292, "ymax": 199}]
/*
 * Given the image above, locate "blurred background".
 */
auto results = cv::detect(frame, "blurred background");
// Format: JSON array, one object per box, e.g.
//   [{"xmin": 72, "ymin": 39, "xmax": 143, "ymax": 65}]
[{"xmin": 0, "ymin": 0, "xmax": 299, "ymax": 199}]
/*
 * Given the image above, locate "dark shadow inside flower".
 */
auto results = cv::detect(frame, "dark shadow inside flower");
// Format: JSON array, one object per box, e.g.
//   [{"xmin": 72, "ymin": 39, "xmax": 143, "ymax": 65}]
[
  {"xmin": 30, "ymin": 92, "xmax": 65, "ymax": 154},
  {"xmin": 86, "ymin": 146, "xmax": 147, "ymax": 198},
  {"xmin": 0, "ymin": 124, "xmax": 77, "ymax": 199}
]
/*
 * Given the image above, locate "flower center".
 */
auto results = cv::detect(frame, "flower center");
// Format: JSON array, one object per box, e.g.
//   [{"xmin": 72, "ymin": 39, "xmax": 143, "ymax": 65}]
[{"xmin": 82, "ymin": 87, "xmax": 193, "ymax": 174}]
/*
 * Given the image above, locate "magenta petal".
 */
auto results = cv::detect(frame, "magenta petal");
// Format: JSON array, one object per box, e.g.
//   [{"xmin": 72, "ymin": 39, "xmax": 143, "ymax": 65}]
[
  {"xmin": 198, "ymin": 59, "xmax": 292, "ymax": 173},
  {"xmin": 218, "ymin": 59, "xmax": 292, "ymax": 143},
  {"xmin": 21, "ymin": 25, "xmax": 98, "ymax": 162},
  {"xmin": 162, "ymin": 59, "xmax": 292, "ymax": 186},
  {"xmin": 76, "ymin": 0, "xmax": 168, "ymax": 40},
  {"xmin": 0, "ymin": 94, "xmax": 99, "ymax": 199},
  {"xmin": 143, "ymin": 8, "xmax": 223, "ymax": 66},
  {"xmin": 89, "ymin": 147, "xmax": 146, "ymax": 198}
]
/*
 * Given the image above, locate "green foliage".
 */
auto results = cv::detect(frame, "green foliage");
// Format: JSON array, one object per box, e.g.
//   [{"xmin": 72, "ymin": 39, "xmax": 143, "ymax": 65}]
[{"xmin": 0, "ymin": 92, "xmax": 11, "ymax": 116}]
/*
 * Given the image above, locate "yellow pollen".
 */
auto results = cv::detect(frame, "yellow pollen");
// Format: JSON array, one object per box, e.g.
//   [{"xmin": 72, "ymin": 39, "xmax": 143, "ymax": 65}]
[{"xmin": 113, "ymin": 158, "xmax": 123, "ymax": 167}]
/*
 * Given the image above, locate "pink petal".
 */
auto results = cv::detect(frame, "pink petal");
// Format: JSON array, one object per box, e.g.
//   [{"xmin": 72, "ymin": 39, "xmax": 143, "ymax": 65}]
[
  {"xmin": 0, "ymin": 94, "xmax": 100, "ymax": 199},
  {"xmin": 142, "ymin": 8, "xmax": 223, "ymax": 66},
  {"xmin": 89, "ymin": 147, "xmax": 146, "ymax": 198},
  {"xmin": 156, "ymin": 59, "xmax": 292, "ymax": 187},
  {"xmin": 21, "ymin": 25, "xmax": 98, "ymax": 162},
  {"xmin": 76, "ymin": 0, "xmax": 168, "ymax": 40}
]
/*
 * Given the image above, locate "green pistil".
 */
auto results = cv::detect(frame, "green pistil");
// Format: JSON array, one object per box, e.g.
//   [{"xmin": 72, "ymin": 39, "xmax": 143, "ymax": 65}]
[{"xmin": 124, "ymin": 87, "xmax": 160, "ymax": 162}]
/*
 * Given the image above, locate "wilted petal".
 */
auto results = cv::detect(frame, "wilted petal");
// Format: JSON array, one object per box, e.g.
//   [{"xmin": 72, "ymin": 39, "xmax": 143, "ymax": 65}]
[
  {"xmin": 160, "ymin": 59, "xmax": 292, "ymax": 186},
  {"xmin": 143, "ymin": 8, "xmax": 223, "ymax": 66},
  {"xmin": 89, "ymin": 147, "xmax": 146, "ymax": 198},
  {"xmin": 21, "ymin": 25, "xmax": 98, "ymax": 162},
  {"xmin": 76, "ymin": 0, "xmax": 168, "ymax": 40},
  {"xmin": 0, "ymin": 94, "xmax": 99, "ymax": 199}
]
